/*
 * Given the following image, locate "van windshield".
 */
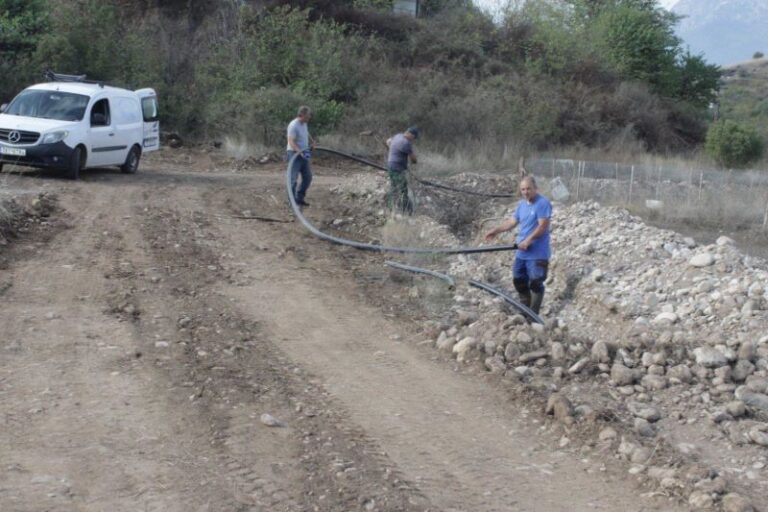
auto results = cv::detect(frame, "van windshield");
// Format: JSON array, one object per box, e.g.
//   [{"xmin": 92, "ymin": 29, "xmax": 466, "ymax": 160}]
[{"xmin": 5, "ymin": 90, "xmax": 89, "ymax": 122}]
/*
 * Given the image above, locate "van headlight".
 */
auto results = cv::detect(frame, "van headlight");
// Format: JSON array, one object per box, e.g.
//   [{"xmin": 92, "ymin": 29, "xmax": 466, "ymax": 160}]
[{"xmin": 42, "ymin": 131, "xmax": 69, "ymax": 144}]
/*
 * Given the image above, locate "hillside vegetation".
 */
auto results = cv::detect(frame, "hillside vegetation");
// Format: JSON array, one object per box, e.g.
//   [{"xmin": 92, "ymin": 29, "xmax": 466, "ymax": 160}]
[
  {"xmin": 1, "ymin": 0, "xmax": 723, "ymax": 155},
  {"xmin": 720, "ymin": 58, "xmax": 768, "ymax": 143}
]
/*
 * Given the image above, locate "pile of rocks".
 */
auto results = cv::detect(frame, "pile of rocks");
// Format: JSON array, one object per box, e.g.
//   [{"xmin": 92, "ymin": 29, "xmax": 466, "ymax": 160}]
[
  {"xmin": 331, "ymin": 175, "xmax": 768, "ymax": 508},
  {"xmin": 0, "ymin": 192, "xmax": 56, "ymax": 247}
]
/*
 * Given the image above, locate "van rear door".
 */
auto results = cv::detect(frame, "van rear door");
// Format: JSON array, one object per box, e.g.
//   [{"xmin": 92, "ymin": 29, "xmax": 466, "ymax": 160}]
[{"xmin": 135, "ymin": 88, "xmax": 159, "ymax": 152}]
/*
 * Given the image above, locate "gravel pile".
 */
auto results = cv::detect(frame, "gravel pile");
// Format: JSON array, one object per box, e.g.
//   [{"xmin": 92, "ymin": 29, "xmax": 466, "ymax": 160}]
[{"xmin": 331, "ymin": 175, "xmax": 768, "ymax": 509}]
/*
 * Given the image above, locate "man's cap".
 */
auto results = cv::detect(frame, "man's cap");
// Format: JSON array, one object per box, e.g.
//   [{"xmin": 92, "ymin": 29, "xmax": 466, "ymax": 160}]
[{"xmin": 406, "ymin": 126, "xmax": 420, "ymax": 139}]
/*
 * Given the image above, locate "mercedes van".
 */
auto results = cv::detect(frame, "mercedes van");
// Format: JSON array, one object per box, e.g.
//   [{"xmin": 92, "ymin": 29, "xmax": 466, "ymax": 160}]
[{"xmin": 0, "ymin": 72, "xmax": 160, "ymax": 179}]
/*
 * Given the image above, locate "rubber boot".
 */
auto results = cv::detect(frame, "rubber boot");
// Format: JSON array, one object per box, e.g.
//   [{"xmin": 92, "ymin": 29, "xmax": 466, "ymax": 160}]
[
  {"xmin": 530, "ymin": 290, "xmax": 544, "ymax": 315},
  {"xmin": 518, "ymin": 291, "xmax": 532, "ymax": 309}
]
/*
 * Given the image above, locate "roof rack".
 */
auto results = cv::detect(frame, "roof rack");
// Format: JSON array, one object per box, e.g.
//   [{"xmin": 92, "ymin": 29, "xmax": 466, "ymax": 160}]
[{"xmin": 42, "ymin": 70, "xmax": 105, "ymax": 88}]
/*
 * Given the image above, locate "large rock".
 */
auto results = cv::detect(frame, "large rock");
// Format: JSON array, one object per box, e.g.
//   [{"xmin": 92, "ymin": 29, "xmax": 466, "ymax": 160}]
[
  {"xmin": 611, "ymin": 363, "xmax": 638, "ymax": 386},
  {"xmin": 693, "ymin": 347, "xmax": 728, "ymax": 368},
  {"xmin": 642, "ymin": 374, "xmax": 668, "ymax": 390},
  {"xmin": 722, "ymin": 493, "xmax": 755, "ymax": 512},
  {"xmin": 653, "ymin": 312, "xmax": 678, "ymax": 324},
  {"xmin": 732, "ymin": 360, "xmax": 756, "ymax": 382},
  {"xmin": 667, "ymin": 364, "xmax": 693, "ymax": 384},
  {"xmin": 689, "ymin": 253, "xmax": 715, "ymax": 267},
  {"xmin": 453, "ymin": 337, "xmax": 476, "ymax": 361},
  {"xmin": 484, "ymin": 355, "xmax": 507, "ymax": 374},
  {"xmin": 688, "ymin": 491, "xmax": 714, "ymax": 509},
  {"xmin": 591, "ymin": 341, "xmax": 611, "ymax": 363},
  {"xmin": 737, "ymin": 391, "xmax": 768, "ymax": 413},
  {"xmin": 519, "ymin": 350, "xmax": 548, "ymax": 364},
  {"xmin": 436, "ymin": 331, "xmax": 455, "ymax": 351},
  {"xmin": 545, "ymin": 394, "xmax": 575, "ymax": 425},
  {"xmin": 748, "ymin": 425, "xmax": 768, "ymax": 447},
  {"xmin": 550, "ymin": 342, "xmax": 565, "ymax": 361}
]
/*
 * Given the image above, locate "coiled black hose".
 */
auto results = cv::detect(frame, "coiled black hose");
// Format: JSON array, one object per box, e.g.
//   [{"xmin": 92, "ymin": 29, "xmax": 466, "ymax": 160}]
[
  {"xmin": 384, "ymin": 261, "xmax": 456, "ymax": 289},
  {"xmin": 315, "ymin": 146, "xmax": 517, "ymax": 198},
  {"xmin": 286, "ymin": 153, "xmax": 518, "ymax": 255}
]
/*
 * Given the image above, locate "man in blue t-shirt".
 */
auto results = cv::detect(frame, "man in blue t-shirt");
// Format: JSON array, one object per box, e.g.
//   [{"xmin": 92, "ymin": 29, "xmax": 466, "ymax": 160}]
[
  {"xmin": 385, "ymin": 127, "xmax": 419, "ymax": 214},
  {"xmin": 484, "ymin": 176, "xmax": 552, "ymax": 314},
  {"xmin": 286, "ymin": 106, "xmax": 316, "ymax": 207}
]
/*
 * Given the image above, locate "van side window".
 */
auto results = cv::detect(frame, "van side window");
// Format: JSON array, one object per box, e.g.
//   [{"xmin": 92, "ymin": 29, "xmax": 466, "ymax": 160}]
[
  {"xmin": 141, "ymin": 97, "xmax": 158, "ymax": 122},
  {"xmin": 91, "ymin": 99, "xmax": 110, "ymax": 127}
]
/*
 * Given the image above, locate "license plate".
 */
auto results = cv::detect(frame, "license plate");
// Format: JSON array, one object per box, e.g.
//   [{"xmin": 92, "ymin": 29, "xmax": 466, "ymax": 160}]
[{"xmin": 0, "ymin": 146, "xmax": 26, "ymax": 157}]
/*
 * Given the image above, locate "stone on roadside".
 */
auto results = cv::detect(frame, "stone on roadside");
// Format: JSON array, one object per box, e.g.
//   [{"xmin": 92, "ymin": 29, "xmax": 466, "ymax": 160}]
[
  {"xmin": 732, "ymin": 360, "xmax": 755, "ymax": 382},
  {"xmin": 550, "ymin": 342, "xmax": 565, "ymax": 361},
  {"xmin": 453, "ymin": 337, "xmax": 476, "ymax": 361},
  {"xmin": 545, "ymin": 394, "xmax": 575, "ymax": 426},
  {"xmin": 694, "ymin": 347, "xmax": 728, "ymax": 368},
  {"xmin": 591, "ymin": 341, "xmax": 611, "ymax": 363},
  {"xmin": 725, "ymin": 401, "xmax": 746, "ymax": 418},
  {"xmin": 689, "ymin": 253, "xmax": 715, "ymax": 268},
  {"xmin": 748, "ymin": 425, "xmax": 768, "ymax": 447},
  {"xmin": 436, "ymin": 331, "xmax": 455, "ymax": 351},
  {"xmin": 634, "ymin": 418, "xmax": 655, "ymax": 437},
  {"xmin": 611, "ymin": 363, "xmax": 638, "ymax": 386},
  {"xmin": 716, "ymin": 236, "xmax": 735, "ymax": 246},
  {"xmin": 722, "ymin": 493, "xmax": 755, "ymax": 512},
  {"xmin": 633, "ymin": 405, "xmax": 661, "ymax": 423},
  {"xmin": 519, "ymin": 350, "xmax": 548, "ymax": 364},
  {"xmin": 484, "ymin": 355, "xmax": 507, "ymax": 374},
  {"xmin": 568, "ymin": 357, "xmax": 590, "ymax": 374},
  {"xmin": 737, "ymin": 391, "xmax": 768, "ymax": 413},
  {"xmin": 653, "ymin": 312, "xmax": 678, "ymax": 324},
  {"xmin": 688, "ymin": 491, "xmax": 714, "ymax": 509},
  {"xmin": 642, "ymin": 374, "xmax": 668, "ymax": 390},
  {"xmin": 630, "ymin": 446, "xmax": 653, "ymax": 464},
  {"xmin": 260, "ymin": 413, "xmax": 285, "ymax": 427},
  {"xmin": 667, "ymin": 364, "xmax": 693, "ymax": 384},
  {"xmin": 598, "ymin": 427, "xmax": 617, "ymax": 441}
]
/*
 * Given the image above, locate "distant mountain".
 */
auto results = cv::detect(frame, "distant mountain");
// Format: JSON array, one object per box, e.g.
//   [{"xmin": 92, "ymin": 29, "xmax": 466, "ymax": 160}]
[{"xmin": 671, "ymin": 0, "xmax": 768, "ymax": 66}]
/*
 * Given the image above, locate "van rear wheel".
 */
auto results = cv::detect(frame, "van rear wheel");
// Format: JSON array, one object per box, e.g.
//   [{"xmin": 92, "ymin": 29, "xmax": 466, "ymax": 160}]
[
  {"xmin": 68, "ymin": 147, "xmax": 84, "ymax": 180},
  {"xmin": 121, "ymin": 146, "xmax": 141, "ymax": 174}
]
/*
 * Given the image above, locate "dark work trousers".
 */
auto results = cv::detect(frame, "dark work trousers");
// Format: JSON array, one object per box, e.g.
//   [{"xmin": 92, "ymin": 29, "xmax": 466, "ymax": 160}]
[
  {"xmin": 387, "ymin": 168, "xmax": 413, "ymax": 215},
  {"xmin": 287, "ymin": 150, "xmax": 313, "ymax": 203}
]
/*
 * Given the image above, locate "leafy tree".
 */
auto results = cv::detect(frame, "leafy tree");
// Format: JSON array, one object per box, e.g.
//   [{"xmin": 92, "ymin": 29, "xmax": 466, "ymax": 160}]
[
  {"xmin": 0, "ymin": 0, "xmax": 49, "ymax": 100},
  {"xmin": 754, "ymin": 51, "xmax": 765, "ymax": 59},
  {"xmin": 705, "ymin": 120, "xmax": 764, "ymax": 168},
  {"xmin": 674, "ymin": 51, "xmax": 720, "ymax": 109},
  {"xmin": 591, "ymin": 3, "xmax": 679, "ymax": 96}
]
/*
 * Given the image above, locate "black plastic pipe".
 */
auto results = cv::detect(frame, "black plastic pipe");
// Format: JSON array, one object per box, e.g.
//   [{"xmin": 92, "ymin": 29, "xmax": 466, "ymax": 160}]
[
  {"xmin": 315, "ymin": 146, "xmax": 517, "ymax": 198},
  {"xmin": 384, "ymin": 260, "xmax": 456, "ymax": 289},
  {"xmin": 468, "ymin": 279, "xmax": 544, "ymax": 324},
  {"xmin": 286, "ymin": 153, "xmax": 518, "ymax": 255}
]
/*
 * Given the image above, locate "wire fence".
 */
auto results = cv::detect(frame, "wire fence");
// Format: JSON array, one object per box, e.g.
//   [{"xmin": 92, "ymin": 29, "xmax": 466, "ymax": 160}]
[{"xmin": 527, "ymin": 158, "xmax": 768, "ymax": 230}]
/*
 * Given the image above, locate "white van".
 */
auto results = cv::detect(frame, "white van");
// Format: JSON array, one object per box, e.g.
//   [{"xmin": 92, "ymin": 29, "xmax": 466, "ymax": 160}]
[{"xmin": 0, "ymin": 72, "xmax": 160, "ymax": 179}]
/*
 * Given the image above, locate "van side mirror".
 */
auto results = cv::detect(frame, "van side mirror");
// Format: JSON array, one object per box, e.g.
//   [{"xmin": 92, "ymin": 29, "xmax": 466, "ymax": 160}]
[{"xmin": 0, "ymin": 103, "xmax": 7, "ymax": 113}]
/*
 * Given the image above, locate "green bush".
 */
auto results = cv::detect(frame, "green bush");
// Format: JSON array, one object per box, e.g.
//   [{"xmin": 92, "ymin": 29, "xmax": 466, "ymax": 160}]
[
  {"xmin": 705, "ymin": 120, "xmax": 764, "ymax": 168},
  {"xmin": 0, "ymin": 0, "xmax": 49, "ymax": 101}
]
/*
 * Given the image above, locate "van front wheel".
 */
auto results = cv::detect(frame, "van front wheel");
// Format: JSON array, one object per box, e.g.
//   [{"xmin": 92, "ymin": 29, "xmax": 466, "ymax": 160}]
[
  {"xmin": 121, "ymin": 146, "xmax": 141, "ymax": 174},
  {"xmin": 68, "ymin": 147, "xmax": 84, "ymax": 180}
]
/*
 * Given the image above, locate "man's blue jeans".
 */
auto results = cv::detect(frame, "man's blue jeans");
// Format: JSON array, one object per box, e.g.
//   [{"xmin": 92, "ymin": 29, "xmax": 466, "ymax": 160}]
[{"xmin": 287, "ymin": 151, "xmax": 313, "ymax": 203}]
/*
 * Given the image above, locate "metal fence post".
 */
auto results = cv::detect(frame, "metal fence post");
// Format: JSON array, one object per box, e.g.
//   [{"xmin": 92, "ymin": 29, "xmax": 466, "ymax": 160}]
[{"xmin": 629, "ymin": 165, "xmax": 635, "ymax": 203}]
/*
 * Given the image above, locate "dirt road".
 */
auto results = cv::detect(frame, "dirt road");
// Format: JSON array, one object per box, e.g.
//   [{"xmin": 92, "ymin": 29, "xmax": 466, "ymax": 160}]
[{"xmin": 0, "ymin": 153, "xmax": 684, "ymax": 511}]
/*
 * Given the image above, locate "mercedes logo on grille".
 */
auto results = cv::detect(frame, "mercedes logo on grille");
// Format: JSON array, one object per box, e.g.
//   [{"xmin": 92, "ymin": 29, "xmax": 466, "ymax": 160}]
[{"xmin": 8, "ymin": 131, "xmax": 22, "ymax": 144}]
